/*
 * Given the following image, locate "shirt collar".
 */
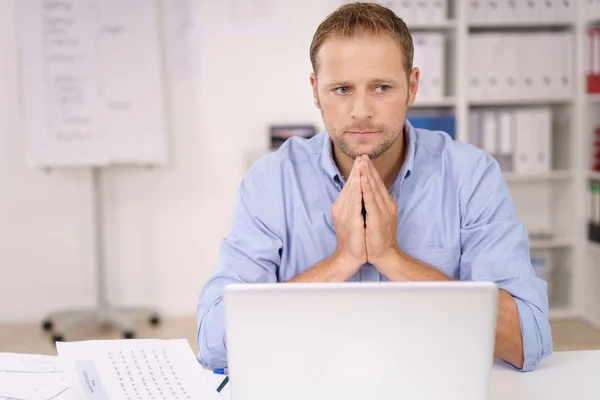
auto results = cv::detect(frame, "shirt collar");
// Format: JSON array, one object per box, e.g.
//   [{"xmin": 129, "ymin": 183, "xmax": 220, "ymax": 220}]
[{"xmin": 320, "ymin": 119, "xmax": 417, "ymax": 186}]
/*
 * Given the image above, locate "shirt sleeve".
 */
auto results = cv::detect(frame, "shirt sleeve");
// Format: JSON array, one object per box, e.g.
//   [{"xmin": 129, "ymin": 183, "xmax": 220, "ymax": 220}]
[
  {"xmin": 458, "ymin": 151, "xmax": 553, "ymax": 372},
  {"xmin": 196, "ymin": 167, "xmax": 282, "ymax": 369}
]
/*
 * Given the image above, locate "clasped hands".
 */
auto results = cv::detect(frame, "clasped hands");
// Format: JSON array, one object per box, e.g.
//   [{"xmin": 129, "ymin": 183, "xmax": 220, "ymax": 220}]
[{"xmin": 331, "ymin": 155, "xmax": 402, "ymax": 276}]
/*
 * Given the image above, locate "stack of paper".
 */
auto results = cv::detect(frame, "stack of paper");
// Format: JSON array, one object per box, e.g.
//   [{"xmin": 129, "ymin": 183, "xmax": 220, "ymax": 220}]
[
  {"xmin": 0, "ymin": 339, "xmax": 223, "ymax": 400},
  {"xmin": 0, "ymin": 353, "xmax": 68, "ymax": 400},
  {"xmin": 56, "ymin": 338, "xmax": 221, "ymax": 400}
]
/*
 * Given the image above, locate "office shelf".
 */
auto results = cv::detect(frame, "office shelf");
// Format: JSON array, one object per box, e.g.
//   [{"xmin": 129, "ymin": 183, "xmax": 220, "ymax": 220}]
[
  {"xmin": 410, "ymin": 97, "xmax": 455, "ymax": 108},
  {"xmin": 469, "ymin": 21, "xmax": 574, "ymax": 30},
  {"xmin": 503, "ymin": 171, "xmax": 573, "ymax": 183},
  {"xmin": 587, "ymin": 17, "xmax": 600, "ymax": 25},
  {"xmin": 587, "ymin": 94, "xmax": 600, "ymax": 103},
  {"xmin": 549, "ymin": 307, "xmax": 577, "ymax": 320},
  {"xmin": 409, "ymin": 20, "xmax": 456, "ymax": 31},
  {"xmin": 530, "ymin": 237, "xmax": 574, "ymax": 250},
  {"xmin": 469, "ymin": 97, "xmax": 574, "ymax": 107},
  {"xmin": 588, "ymin": 241, "xmax": 600, "ymax": 255},
  {"xmin": 589, "ymin": 171, "xmax": 600, "ymax": 180}
]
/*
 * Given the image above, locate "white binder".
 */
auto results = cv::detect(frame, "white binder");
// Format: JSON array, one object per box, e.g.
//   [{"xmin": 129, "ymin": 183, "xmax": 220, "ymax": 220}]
[
  {"xmin": 467, "ymin": 36, "xmax": 484, "ymax": 99},
  {"xmin": 503, "ymin": 34, "xmax": 520, "ymax": 99},
  {"xmin": 412, "ymin": 34, "xmax": 428, "ymax": 100},
  {"xmin": 498, "ymin": 110, "xmax": 514, "ymax": 172},
  {"xmin": 482, "ymin": 111, "xmax": 498, "ymax": 158},
  {"xmin": 530, "ymin": 108, "xmax": 552, "ymax": 173},
  {"xmin": 540, "ymin": 0, "xmax": 555, "ymax": 21},
  {"xmin": 469, "ymin": 110, "xmax": 483, "ymax": 148},
  {"xmin": 555, "ymin": 0, "xmax": 574, "ymax": 21},
  {"xmin": 430, "ymin": 0, "xmax": 447, "ymax": 22},
  {"xmin": 467, "ymin": 0, "xmax": 486, "ymax": 23},
  {"xmin": 428, "ymin": 33, "xmax": 445, "ymax": 100},
  {"xmin": 514, "ymin": 110, "xmax": 532, "ymax": 173},
  {"xmin": 516, "ymin": 35, "xmax": 532, "ymax": 99},
  {"xmin": 557, "ymin": 32, "xmax": 573, "ymax": 98},
  {"xmin": 486, "ymin": 0, "xmax": 501, "ymax": 23},
  {"xmin": 414, "ymin": 0, "xmax": 428, "ymax": 23}
]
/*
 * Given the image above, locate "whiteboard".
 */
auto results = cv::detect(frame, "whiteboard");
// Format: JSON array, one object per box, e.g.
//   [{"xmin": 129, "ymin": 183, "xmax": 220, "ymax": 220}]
[{"xmin": 16, "ymin": 0, "xmax": 168, "ymax": 168}]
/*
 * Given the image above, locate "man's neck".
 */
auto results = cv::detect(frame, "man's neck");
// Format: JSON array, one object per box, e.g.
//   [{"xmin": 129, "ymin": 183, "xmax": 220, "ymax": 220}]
[{"xmin": 334, "ymin": 129, "xmax": 406, "ymax": 189}]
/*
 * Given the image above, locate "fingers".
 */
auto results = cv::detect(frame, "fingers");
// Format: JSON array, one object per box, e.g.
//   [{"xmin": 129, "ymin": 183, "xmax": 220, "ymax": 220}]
[
  {"xmin": 348, "ymin": 160, "xmax": 363, "ymax": 217},
  {"xmin": 358, "ymin": 156, "xmax": 386, "ymax": 212},
  {"xmin": 360, "ymin": 173, "xmax": 380, "ymax": 217}
]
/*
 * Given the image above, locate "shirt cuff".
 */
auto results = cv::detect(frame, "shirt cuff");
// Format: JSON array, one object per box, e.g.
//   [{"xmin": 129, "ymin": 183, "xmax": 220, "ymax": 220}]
[{"xmin": 510, "ymin": 297, "xmax": 553, "ymax": 372}]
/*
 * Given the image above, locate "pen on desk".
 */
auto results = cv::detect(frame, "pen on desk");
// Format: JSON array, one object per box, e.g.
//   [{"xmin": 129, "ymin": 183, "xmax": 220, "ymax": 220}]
[
  {"xmin": 213, "ymin": 368, "xmax": 228, "ymax": 375},
  {"xmin": 217, "ymin": 376, "xmax": 229, "ymax": 393}
]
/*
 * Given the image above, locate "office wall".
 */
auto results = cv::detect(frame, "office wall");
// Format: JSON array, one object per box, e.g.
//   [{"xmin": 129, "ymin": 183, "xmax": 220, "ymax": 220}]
[{"xmin": 0, "ymin": 0, "xmax": 333, "ymax": 322}]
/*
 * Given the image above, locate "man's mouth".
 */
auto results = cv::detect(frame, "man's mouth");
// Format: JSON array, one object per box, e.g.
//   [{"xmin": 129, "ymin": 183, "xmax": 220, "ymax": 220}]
[{"xmin": 346, "ymin": 131, "xmax": 378, "ymax": 137}]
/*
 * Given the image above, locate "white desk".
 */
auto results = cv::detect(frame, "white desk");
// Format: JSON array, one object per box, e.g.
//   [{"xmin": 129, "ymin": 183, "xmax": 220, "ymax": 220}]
[
  {"xmin": 490, "ymin": 350, "xmax": 600, "ymax": 399},
  {"xmin": 206, "ymin": 350, "xmax": 600, "ymax": 400}
]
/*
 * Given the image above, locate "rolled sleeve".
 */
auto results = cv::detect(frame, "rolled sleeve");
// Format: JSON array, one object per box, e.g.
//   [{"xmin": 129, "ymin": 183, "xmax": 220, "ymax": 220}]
[
  {"xmin": 459, "ymin": 151, "xmax": 553, "ymax": 371},
  {"xmin": 196, "ymin": 166, "xmax": 283, "ymax": 369},
  {"xmin": 514, "ymin": 297, "xmax": 553, "ymax": 372}
]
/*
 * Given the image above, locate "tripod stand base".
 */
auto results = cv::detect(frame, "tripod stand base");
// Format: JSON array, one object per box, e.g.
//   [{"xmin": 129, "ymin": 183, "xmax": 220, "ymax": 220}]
[{"xmin": 42, "ymin": 306, "xmax": 160, "ymax": 342}]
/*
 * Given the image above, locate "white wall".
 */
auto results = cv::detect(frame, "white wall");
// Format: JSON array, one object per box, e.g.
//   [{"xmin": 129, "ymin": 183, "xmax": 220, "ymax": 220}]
[{"xmin": 0, "ymin": 0, "xmax": 339, "ymax": 322}]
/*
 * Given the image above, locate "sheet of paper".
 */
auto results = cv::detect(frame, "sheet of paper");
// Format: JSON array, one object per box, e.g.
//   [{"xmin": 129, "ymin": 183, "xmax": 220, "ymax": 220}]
[
  {"xmin": 222, "ymin": 0, "xmax": 291, "ymax": 38},
  {"xmin": 57, "ymin": 339, "xmax": 221, "ymax": 400},
  {"xmin": 16, "ymin": 0, "xmax": 168, "ymax": 168},
  {"xmin": 0, "ymin": 353, "xmax": 68, "ymax": 400},
  {"xmin": 162, "ymin": 0, "xmax": 203, "ymax": 81}
]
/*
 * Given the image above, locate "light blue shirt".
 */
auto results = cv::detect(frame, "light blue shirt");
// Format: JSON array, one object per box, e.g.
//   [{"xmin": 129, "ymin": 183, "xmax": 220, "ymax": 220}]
[{"xmin": 196, "ymin": 120, "xmax": 553, "ymax": 372}]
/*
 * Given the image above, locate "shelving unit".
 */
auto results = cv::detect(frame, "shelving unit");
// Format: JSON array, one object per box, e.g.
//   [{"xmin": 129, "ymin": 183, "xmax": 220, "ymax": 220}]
[
  {"xmin": 503, "ymin": 171, "xmax": 573, "ymax": 183},
  {"xmin": 401, "ymin": 0, "xmax": 595, "ymax": 323},
  {"xmin": 530, "ymin": 237, "xmax": 574, "ymax": 250},
  {"xmin": 468, "ymin": 21, "xmax": 573, "ymax": 29},
  {"xmin": 409, "ymin": 20, "xmax": 457, "ymax": 31},
  {"xmin": 468, "ymin": 98, "xmax": 575, "ymax": 107},
  {"xmin": 411, "ymin": 97, "xmax": 456, "ymax": 108},
  {"xmin": 587, "ymin": 94, "xmax": 600, "ymax": 103}
]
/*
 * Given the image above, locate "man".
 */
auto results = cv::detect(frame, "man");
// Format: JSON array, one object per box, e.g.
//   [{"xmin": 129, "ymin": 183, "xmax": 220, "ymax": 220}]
[{"xmin": 196, "ymin": 3, "xmax": 552, "ymax": 372}]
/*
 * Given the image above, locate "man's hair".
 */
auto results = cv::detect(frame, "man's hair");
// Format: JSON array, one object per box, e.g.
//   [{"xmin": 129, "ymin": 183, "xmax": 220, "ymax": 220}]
[{"xmin": 309, "ymin": 2, "xmax": 414, "ymax": 80}]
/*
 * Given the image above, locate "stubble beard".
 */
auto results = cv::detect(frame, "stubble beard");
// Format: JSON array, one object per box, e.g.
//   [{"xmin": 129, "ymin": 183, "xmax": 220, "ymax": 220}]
[{"xmin": 320, "ymin": 109, "xmax": 403, "ymax": 160}]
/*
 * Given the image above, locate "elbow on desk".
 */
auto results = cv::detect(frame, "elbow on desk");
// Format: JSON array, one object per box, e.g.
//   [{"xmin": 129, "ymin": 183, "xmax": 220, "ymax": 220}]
[{"xmin": 196, "ymin": 324, "xmax": 228, "ymax": 370}]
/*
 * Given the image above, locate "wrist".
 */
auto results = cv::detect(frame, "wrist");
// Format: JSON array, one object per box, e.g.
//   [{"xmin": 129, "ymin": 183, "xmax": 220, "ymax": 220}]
[
  {"xmin": 333, "ymin": 249, "xmax": 365, "ymax": 272},
  {"xmin": 369, "ymin": 247, "xmax": 406, "ymax": 276}
]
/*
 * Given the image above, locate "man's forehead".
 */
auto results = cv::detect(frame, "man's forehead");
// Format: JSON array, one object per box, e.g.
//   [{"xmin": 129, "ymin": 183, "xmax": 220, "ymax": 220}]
[{"xmin": 316, "ymin": 34, "xmax": 406, "ymax": 79}]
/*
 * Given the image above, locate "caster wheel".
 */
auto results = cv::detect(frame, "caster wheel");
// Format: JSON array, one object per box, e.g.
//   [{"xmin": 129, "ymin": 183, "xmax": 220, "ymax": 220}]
[
  {"xmin": 52, "ymin": 334, "xmax": 64, "ymax": 343},
  {"xmin": 42, "ymin": 319, "xmax": 54, "ymax": 332},
  {"xmin": 124, "ymin": 331, "xmax": 135, "ymax": 339},
  {"xmin": 149, "ymin": 314, "xmax": 161, "ymax": 326}
]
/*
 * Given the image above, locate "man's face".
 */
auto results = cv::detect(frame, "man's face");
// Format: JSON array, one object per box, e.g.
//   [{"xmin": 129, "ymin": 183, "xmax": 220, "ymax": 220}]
[{"xmin": 311, "ymin": 33, "xmax": 418, "ymax": 160}]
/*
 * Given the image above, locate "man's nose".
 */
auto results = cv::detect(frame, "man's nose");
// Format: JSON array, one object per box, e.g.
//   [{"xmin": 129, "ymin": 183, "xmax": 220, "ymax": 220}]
[{"xmin": 350, "ymin": 91, "xmax": 374, "ymax": 120}]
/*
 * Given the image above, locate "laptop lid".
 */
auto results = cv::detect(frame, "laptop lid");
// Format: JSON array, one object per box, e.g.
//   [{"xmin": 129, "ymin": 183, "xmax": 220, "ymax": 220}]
[{"xmin": 224, "ymin": 281, "xmax": 498, "ymax": 400}]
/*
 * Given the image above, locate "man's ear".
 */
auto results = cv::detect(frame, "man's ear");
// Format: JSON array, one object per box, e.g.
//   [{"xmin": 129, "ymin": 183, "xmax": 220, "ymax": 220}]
[
  {"xmin": 310, "ymin": 72, "xmax": 320, "ymax": 109},
  {"xmin": 407, "ymin": 67, "xmax": 419, "ymax": 106}
]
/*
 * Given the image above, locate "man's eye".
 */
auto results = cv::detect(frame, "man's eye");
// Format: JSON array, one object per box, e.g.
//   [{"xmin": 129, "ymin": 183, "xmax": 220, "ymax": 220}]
[
  {"xmin": 376, "ymin": 85, "xmax": 390, "ymax": 93},
  {"xmin": 335, "ymin": 87, "xmax": 349, "ymax": 94}
]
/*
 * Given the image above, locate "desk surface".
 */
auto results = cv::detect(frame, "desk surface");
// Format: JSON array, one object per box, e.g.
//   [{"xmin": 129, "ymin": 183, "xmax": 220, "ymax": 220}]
[
  {"xmin": 207, "ymin": 350, "xmax": 600, "ymax": 400},
  {"xmin": 490, "ymin": 350, "xmax": 600, "ymax": 399}
]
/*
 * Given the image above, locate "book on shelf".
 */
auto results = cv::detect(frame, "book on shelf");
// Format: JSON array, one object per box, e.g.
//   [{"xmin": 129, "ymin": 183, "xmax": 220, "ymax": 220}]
[
  {"xmin": 589, "ymin": 179, "xmax": 600, "ymax": 244},
  {"xmin": 408, "ymin": 110, "xmax": 455, "ymax": 140}
]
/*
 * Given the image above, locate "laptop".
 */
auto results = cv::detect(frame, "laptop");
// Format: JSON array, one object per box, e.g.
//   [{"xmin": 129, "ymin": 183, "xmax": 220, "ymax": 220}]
[{"xmin": 223, "ymin": 281, "xmax": 498, "ymax": 400}]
